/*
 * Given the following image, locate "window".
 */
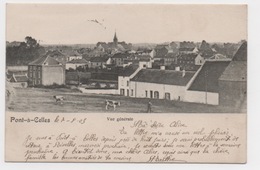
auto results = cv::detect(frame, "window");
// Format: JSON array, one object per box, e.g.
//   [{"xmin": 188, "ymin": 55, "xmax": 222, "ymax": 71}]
[
  {"xmin": 145, "ymin": 91, "xmax": 148, "ymax": 98},
  {"xmin": 131, "ymin": 89, "xmax": 134, "ymax": 96},
  {"xmin": 165, "ymin": 93, "xmax": 171, "ymax": 100},
  {"xmin": 127, "ymin": 90, "xmax": 129, "ymax": 96},
  {"xmin": 38, "ymin": 71, "xmax": 41, "ymax": 78},
  {"xmin": 127, "ymin": 81, "xmax": 129, "ymax": 87},
  {"xmin": 154, "ymin": 91, "xmax": 159, "ymax": 99}
]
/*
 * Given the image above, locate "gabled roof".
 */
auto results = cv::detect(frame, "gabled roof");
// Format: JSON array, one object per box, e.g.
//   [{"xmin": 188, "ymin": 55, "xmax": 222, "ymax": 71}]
[
  {"xmin": 138, "ymin": 55, "xmax": 151, "ymax": 61},
  {"xmin": 90, "ymin": 57, "xmax": 109, "ymax": 62},
  {"xmin": 188, "ymin": 60, "xmax": 231, "ymax": 93},
  {"xmin": 119, "ymin": 65, "xmax": 139, "ymax": 76},
  {"xmin": 131, "ymin": 69, "xmax": 195, "ymax": 86},
  {"xmin": 232, "ymin": 42, "xmax": 247, "ymax": 61},
  {"xmin": 112, "ymin": 53, "xmax": 130, "ymax": 59},
  {"xmin": 45, "ymin": 50, "xmax": 65, "ymax": 57},
  {"xmin": 218, "ymin": 42, "xmax": 247, "ymax": 82},
  {"xmin": 67, "ymin": 58, "xmax": 88, "ymax": 64},
  {"xmin": 219, "ymin": 61, "xmax": 247, "ymax": 82},
  {"xmin": 11, "ymin": 75, "xmax": 28, "ymax": 82},
  {"xmin": 209, "ymin": 54, "xmax": 227, "ymax": 60},
  {"xmin": 29, "ymin": 55, "xmax": 61, "ymax": 66}
]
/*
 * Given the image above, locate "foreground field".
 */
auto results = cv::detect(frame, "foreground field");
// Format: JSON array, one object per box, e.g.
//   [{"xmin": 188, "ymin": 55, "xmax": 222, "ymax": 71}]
[{"xmin": 7, "ymin": 87, "xmax": 245, "ymax": 113}]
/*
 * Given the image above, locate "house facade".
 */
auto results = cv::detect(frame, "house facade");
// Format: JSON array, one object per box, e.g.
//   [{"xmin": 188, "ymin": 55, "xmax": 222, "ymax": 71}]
[
  {"xmin": 111, "ymin": 53, "xmax": 130, "ymax": 66},
  {"xmin": 89, "ymin": 57, "xmax": 111, "ymax": 69},
  {"xmin": 118, "ymin": 66, "xmax": 142, "ymax": 96},
  {"xmin": 129, "ymin": 69, "xmax": 195, "ymax": 101},
  {"xmin": 177, "ymin": 53, "xmax": 204, "ymax": 71},
  {"xmin": 28, "ymin": 55, "xmax": 65, "ymax": 86}
]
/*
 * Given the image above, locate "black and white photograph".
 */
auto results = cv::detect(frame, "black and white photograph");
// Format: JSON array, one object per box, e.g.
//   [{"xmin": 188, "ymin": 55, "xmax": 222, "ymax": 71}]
[
  {"xmin": 6, "ymin": 4, "xmax": 247, "ymax": 114},
  {"xmin": 3, "ymin": 0, "xmax": 260, "ymax": 169}
]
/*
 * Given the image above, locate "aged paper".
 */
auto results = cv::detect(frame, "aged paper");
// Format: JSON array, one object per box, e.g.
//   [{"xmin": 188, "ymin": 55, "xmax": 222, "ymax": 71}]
[
  {"xmin": 5, "ymin": 4, "xmax": 247, "ymax": 163},
  {"xmin": 6, "ymin": 112, "xmax": 246, "ymax": 163}
]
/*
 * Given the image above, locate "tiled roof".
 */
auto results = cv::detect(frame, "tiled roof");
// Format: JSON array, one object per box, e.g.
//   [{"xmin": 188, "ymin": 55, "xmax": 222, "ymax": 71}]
[
  {"xmin": 12, "ymin": 75, "xmax": 28, "ymax": 82},
  {"xmin": 131, "ymin": 69, "xmax": 195, "ymax": 86},
  {"xmin": 29, "ymin": 55, "xmax": 61, "ymax": 65},
  {"xmin": 90, "ymin": 57, "xmax": 108, "ymax": 62},
  {"xmin": 138, "ymin": 55, "xmax": 151, "ymax": 61},
  {"xmin": 112, "ymin": 53, "xmax": 130, "ymax": 59},
  {"xmin": 219, "ymin": 61, "xmax": 247, "ymax": 82},
  {"xmin": 232, "ymin": 42, "xmax": 247, "ymax": 61},
  {"xmin": 67, "ymin": 58, "xmax": 88, "ymax": 64},
  {"xmin": 188, "ymin": 60, "xmax": 231, "ymax": 93},
  {"xmin": 119, "ymin": 65, "xmax": 139, "ymax": 76}
]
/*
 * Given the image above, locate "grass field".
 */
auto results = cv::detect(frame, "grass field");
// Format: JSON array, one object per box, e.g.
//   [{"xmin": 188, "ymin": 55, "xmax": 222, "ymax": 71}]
[{"xmin": 6, "ymin": 87, "xmax": 245, "ymax": 113}]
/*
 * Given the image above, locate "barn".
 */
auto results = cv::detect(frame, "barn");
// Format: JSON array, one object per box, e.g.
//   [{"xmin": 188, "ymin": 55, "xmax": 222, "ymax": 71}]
[
  {"xmin": 218, "ymin": 42, "xmax": 247, "ymax": 108},
  {"xmin": 129, "ymin": 68, "xmax": 195, "ymax": 101},
  {"xmin": 185, "ymin": 60, "xmax": 231, "ymax": 105}
]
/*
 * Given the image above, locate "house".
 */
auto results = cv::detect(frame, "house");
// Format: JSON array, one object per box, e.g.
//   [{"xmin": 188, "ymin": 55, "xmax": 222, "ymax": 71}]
[
  {"xmin": 136, "ymin": 49, "xmax": 155, "ymax": 58},
  {"xmin": 129, "ymin": 68, "xmax": 195, "ymax": 101},
  {"xmin": 89, "ymin": 57, "xmax": 111, "ymax": 69},
  {"xmin": 28, "ymin": 55, "xmax": 65, "ymax": 86},
  {"xmin": 9, "ymin": 74, "xmax": 29, "ymax": 88},
  {"xmin": 66, "ymin": 58, "xmax": 89, "ymax": 70},
  {"xmin": 154, "ymin": 46, "xmax": 168, "ymax": 61},
  {"xmin": 118, "ymin": 65, "xmax": 141, "ymax": 96},
  {"xmin": 185, "ymin": 60, "xmax": 231, "ymax": 105},
  {"xmin": 45, "ymin": 50, "xmax": 67, "ymax": 65},
  {"xmin": 218, "ymin": 42, "xmax": 247, "ymax": 108},
  {"xmin": 111, "ymin": 53, "xmax": 130, "ymax": 66},
  {"xmin": 66, "ymin": 50, "xmax": 83, "ymax": 61},
  {"xmin": 177, "ymin": 53, "xmax": 204, "ymax": 71},
  {"xmin": 162, "ymin": 53, "xmax": 178, "ymax": 66}
]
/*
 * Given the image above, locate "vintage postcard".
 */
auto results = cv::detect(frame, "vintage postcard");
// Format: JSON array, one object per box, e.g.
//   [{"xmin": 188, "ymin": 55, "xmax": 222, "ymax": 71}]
[{"xmin": 5, "ymin": 4, "xmax": 247, "ymax": 163}]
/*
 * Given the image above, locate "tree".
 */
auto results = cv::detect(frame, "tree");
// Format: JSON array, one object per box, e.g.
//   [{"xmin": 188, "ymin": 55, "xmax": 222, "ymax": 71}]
[
  {"xmin": 6, "ymin": 36, "xmax": 45, "ymax": 66},
  {"xmin": 25, "ymin": 36, "xmax": 38, "ymax": 48}
]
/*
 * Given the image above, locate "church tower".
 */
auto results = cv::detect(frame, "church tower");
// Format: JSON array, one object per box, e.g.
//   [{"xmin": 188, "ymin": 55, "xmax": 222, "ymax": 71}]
[{"xmin": 113, "ymin": 31, "xmax": 118, "ymax": 47}]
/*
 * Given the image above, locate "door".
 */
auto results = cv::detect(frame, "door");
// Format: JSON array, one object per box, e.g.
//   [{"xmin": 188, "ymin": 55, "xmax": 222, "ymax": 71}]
[{"xmin": 120, "ymin": 89, "xmax": 125, "ymax": 96}]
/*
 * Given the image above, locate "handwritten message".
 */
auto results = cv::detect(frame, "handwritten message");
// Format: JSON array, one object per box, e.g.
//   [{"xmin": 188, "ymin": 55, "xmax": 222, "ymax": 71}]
[{"xmin": 5, "ymin": 113, "xmax": 246, "ymax": 163}]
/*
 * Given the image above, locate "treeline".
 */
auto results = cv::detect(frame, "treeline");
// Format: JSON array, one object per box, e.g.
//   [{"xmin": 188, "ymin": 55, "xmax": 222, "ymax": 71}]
[{"xmin": 6, "ymin": 36, "xmax": 45, "ymax": 66}]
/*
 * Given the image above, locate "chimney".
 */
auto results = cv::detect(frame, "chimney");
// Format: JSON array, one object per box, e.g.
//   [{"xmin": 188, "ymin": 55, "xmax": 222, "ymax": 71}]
[
  {"xmin": 182, "ymin": 69, "xmax": 186, "ymax": 77},
  {"xmin": 160, "ymin": 65, "xmax": 165, "ymax": 70}
]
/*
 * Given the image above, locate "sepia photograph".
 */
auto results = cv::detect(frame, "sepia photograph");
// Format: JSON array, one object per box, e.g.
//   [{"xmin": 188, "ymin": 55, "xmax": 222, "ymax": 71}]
[
  {"xmin": 4, "ymin": 3, "xmax": 249, "ymax": 164},
  {"xmin": 5, "ymin": 4, "xmax": 247, "ymax": 114}
]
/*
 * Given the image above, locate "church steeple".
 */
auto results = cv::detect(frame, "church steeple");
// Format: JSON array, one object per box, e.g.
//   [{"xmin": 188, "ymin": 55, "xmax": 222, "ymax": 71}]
[{"xmin": 113, "ymin": 31, "xmax": 118, "ymax": 46}]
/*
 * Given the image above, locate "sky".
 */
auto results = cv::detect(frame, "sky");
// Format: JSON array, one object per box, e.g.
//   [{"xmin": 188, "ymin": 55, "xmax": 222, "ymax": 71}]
[{"xmin": 6, "ymin": 4, "xmax": 247, "ymax": 44}]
